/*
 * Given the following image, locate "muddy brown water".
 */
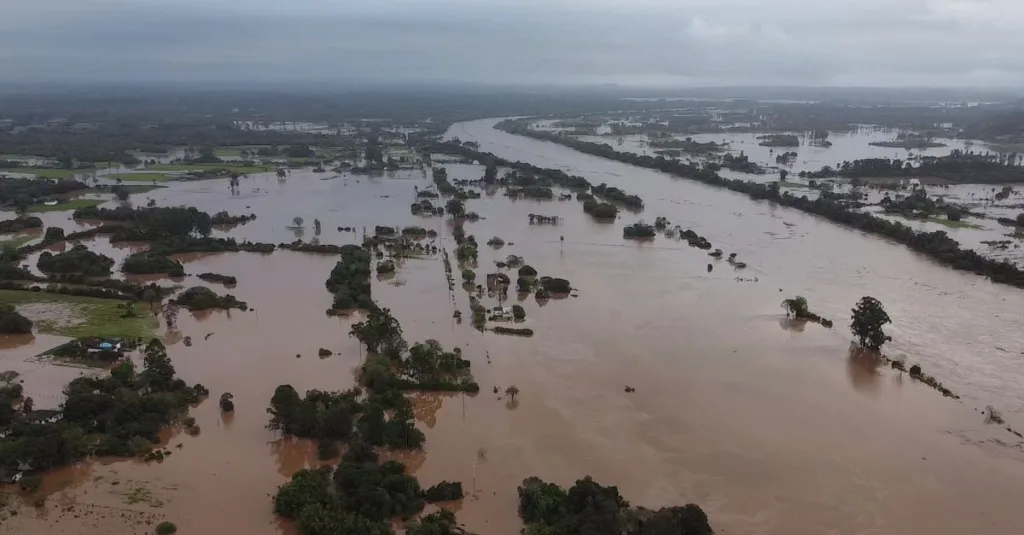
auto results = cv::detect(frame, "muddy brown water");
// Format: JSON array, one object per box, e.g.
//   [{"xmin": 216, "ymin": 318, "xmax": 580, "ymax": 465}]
[{"xmin": 1, "ymin": 119, "xmax": 1024, "ymax": 534}]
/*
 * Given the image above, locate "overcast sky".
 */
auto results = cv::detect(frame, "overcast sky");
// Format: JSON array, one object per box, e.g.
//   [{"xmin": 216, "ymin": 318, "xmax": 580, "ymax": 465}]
[{"xmin": 1, "ymin": 0, "xmax": 1021, "ymax": 87}]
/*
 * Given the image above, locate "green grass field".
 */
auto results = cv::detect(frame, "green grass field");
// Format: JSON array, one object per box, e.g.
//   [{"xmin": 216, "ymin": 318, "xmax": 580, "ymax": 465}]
[
  {"xmin": 108, "ymin": 172, "xmax": 177, "ymax": 182},
  {"xmin": 0, "ymin": 168, "xmax": 89, "ymax": 179},
  {"xmin": 926, "ymin": 217, "xmax": 983, "ymax": 229},
  {"xmin": 215, "ymin": 147, "xmax": 244, "ymax": 157},
  {"xmin": 87, "ymin": 184, "xmax": 164, "ymax": 194},
  {"xmin": 0, "ymin": 289, "xmax": 158, "ymax": 338},
  {"xmin": 27, "ymin": 198, "xmax": 105, "ymax": 213},
  {"xmin": 147, "ymin": 163, "xmax": 272, "ymax": 174},
  {"xmin": 0, "ymin": 234, "xmax": 38, "ymax": 249}
]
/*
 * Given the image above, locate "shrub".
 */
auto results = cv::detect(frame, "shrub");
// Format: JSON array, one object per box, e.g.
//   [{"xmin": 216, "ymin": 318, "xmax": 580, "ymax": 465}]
[
  {"xmin": 155, "ymin": 521, "xmax": 177, "ymax": 535},
  {"xmin": 0, "ymin": 304, "xmax": 32, "ymax": 333},
  {"xmin": 518, "ymin": 265, "xmax": 538, "ymax": 277}
]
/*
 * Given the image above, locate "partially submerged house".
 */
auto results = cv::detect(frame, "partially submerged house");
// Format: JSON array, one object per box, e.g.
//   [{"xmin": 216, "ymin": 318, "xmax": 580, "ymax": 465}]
[{"xmin": 25, "ymin": 409, "xmax": 62, "ymax": 425}]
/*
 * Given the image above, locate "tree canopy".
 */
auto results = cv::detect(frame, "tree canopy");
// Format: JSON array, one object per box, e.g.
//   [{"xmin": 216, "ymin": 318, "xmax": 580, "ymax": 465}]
[{"xmin": 850, "ymin": 296, "xmax": 892, "ymax": 350}]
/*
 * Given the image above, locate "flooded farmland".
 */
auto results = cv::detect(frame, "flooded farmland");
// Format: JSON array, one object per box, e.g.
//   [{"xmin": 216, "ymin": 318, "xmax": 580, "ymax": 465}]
[{"xmin": 2, "ymin": 118, "xmax": 1024, "ymax": 535}]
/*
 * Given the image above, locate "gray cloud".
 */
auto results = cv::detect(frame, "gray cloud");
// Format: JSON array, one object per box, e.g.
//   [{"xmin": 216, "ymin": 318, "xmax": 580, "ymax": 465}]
[{"xmin": 1, "ymin": 0, "xmax": 1022, "ymax": 86}]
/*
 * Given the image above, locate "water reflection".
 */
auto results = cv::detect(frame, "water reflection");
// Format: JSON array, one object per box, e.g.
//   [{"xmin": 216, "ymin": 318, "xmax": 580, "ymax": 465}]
[
  {"xmin": 268, "ymin": 435, "xmax": 318, "ymax": 478},
  {"xmin": 846, "ymin": 344, "xmax": 884, "ymax": 395},
  {"xmin": 0, "ymin": 333, "xmax": 36, "ymax": 349}
]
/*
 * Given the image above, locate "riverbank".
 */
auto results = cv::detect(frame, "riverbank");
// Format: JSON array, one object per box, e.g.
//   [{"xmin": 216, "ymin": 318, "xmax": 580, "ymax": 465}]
[{"xmin": 493, "ymin": 118, "xmax": 1024, "ymax": 289}]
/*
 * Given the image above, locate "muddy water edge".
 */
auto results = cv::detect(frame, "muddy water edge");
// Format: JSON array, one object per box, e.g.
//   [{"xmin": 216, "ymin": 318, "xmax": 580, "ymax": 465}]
[{"xmin": 0, "ymin": 119, "xmax": 1021, "ymax": 535}]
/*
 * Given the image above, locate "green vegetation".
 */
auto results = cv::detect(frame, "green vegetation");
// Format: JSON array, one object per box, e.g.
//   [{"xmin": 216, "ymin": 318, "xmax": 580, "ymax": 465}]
[
  {"xmin": 758, "ymin": 134, "xmax": 800, "ymax": 147},
  {"xmin": 86, "ymin": 184, "xmax": 163, "ymax": 195},
  {"xmin": 0, "ymin": 303, "xmax": 33, "ymax": 333},
  {"xmin": 148, "ymin": 163, "xmax": 270, "ymax": 174},
  {"xmin": 517, "ymin": 476, "xmax": 713, "ymax": 535},
  {"xmin": 781, "ymin": 296, "xmax": 809, "ymax": 317},
  {"xmin": 155, "ymin": 522, "xmax": 178, "ymax": 535},
  {"xmin": 495, "ymin": 120, "xmax": 1024, "ymax": 288},
  {"xmin": 0, "ymin": 339, "xmax": 202, "ymax": 470},
  {"xmin": 170, "ymin": 286, "xmax": 247, "ymax": 311},
  {"xmin": 0, "ymin": 234, "xmax": 37, "ymax": 249},
  {"xmin": 28, "ymin": 198, "xmax": 105, "ymax": 213},
  {"xmin": 0, "ymin": 290, "xmax": 157, "ymax": 338},
  {"xmin": 108, "ymin": 173, "xmax": 177, "ymax": 182},
  {"xmin": 197, "ymin": 272, "xmax": 237, "ymax": 285},
  {"xmin": 0, "ymin": 216, "xmax": 42, "ymax": 233},
  {"xmin": 0, "ymin": 177, "xmax": 90, "ymax": 211},
  {"xmin": 214, "ymin": 147, "xmax": 245, "ymax": 157},
  {"xmin": 38, "ymin": 244, "xmax": 115, "ymax": 276},
  {"xmin": 1, "ymin": 168, "xmax": 85, "ymax": 179},
  {"xmin": 623, "ymin": 222, "xmax": 656, "ymax": 239},
  {"xmin": 325, "ymin": 244, "xmax": 373, "ymax": 312},
  {"xmin": 851, "ymin": 296, "xmax": 891, "ymax": 350}
]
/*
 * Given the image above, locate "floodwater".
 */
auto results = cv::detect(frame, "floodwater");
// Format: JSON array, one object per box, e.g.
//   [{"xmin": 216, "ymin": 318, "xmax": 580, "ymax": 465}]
[
  {"xmin": 574, "ymin": 123, "xmax": 1024, "ymax": 265},
  {"xmin": 2, "ymin": 118, "xmax": 1024, "ymax": 534}
]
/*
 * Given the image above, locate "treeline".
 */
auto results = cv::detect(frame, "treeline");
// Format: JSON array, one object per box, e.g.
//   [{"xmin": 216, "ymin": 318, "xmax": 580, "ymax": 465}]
[
  {"xmin": 170, "ymin": 286, "xmax": 247, "ymax": 311},
  {"xmin": 0, "ymin": 177, "xmax": 89, "ymax": 209},
  {"xmin": 798, "ymin": 150, "xmax": 1024, "ymax": 184},
  {"xmin": 73, "ymin": 205, "xmax": 256, "ymax": 240},
  {"xmin": 425, "ymin": 142, "xmax": 644, "ymax": 210},
  {"xmin": 0, "ymin": 339, "xmax": 205, "ymax": 469},
  {"xmin": 518, "ymin": 476, "xmax": 713, "ymax": 534},
  {"xmin": 37, "ymin": 244, "xmax": 115, "ymax": 276},
  {"xmin": 496, "ymin": 119, "xmax": 1024, "ymax": 288},
  {"xmin": 0, "ymin": 216, "xmax": 42, "ymax": 233},
  {"xmin": 325, "ymin": 245, "xmax": 374, "ymax": 311},
  {"xmin": 0, "ymin": 121, "xmax": 342, "ymax": 163}
]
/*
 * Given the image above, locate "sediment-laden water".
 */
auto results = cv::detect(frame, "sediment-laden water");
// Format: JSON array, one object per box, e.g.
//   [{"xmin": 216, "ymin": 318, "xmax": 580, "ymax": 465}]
[{"xmin": 1, "ymin": 118, "xmax": 1023, "ymax": 535}]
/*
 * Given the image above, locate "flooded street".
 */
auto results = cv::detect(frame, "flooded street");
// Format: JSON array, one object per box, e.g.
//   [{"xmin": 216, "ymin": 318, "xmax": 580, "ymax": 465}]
[{"xmin": 3, "ymin": 118, "xmax": 1024, "ymax": 535}]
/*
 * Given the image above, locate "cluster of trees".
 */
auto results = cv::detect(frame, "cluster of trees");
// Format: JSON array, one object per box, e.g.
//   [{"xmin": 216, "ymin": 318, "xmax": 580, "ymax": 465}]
[
  {"xmin": 197, "ymin": 272, "xmax": 237, "ymax": 285},
  {"xmin": 169, "ymin": 286, "xmax": 248, "ymax": 311},
  {"xmin": 37, "ymin": 244, "xmax": 115, "ymax": 276},
  {"xmin": 274, "ymin": 441, "xmax": 464, "ymax": 535},
  {"xmin": 0, "ymin": 376, "xmax": 24, "ymax": 427},
  {"xmin": 122, "ymin": 252, "xmax": 186, "ymax": 277},
  {"xmin": 496, "ymin": 120, "xmax": 1024, "ymax": 289},
  {"xmin": 0, "ymin": 177, "xmax": 89, "ymax": 210},
  {"xmin": 270, "ymin": 303, "xmax": 474, "ymax": 534},
  {"xmin": 518, "ymin": 476, "xmax": 714, "ymax": 535},
  {"xmin": 648, "ymin": 136, "xmax": 722, "ymax": 154},
  {"xmin": 506, "ymin": 185, "xmax": 555, "ymax": 200},
  {"xmin": 798, "ymin": 151, "xmax": 1024, "ymax": 184},
  {"xmin": 623, "ymin": 222, "xmax": 656, "ymax": 239},
  {"xmin": 0, "ymin": 216, "xmax": 42, "ymax": 233},
  {"xmin": 268, "ymin": 385, "xmax": 423, "ymax": 449},
  {"xmin": 0, "ymin": 339, "xmax": 203, "ymax": 469},
  {"xmin": 851, "ymin": 296, "xmax": 891, "ymax": 350},
  {"xmin": 0, "ymin": 303, "xmax": 32, "ymax": 333},
  {"xmin": 775, "ymin": 151, "xmax": 798, "ymax": 165},
  {"xmin": 426, "ymin": 141, "xmax": 643, "ymax": 209},
  {"xmin": 73, "ymin": 205, "xmax": 255, "ymax": 240},
  {"xmin": 758, "ymin": 134, "xmax": 800, "ymax": 147},
  {"xmin": 352, "ymin": 307, "xmax": 478, "ymax": 393},
  {"xmin": 325, "ymin": 244, "xmax": 373, "ymax": 311},
  {"xmin": 719, "ymin": 152, "xmax": 765, "ymax": 174}
]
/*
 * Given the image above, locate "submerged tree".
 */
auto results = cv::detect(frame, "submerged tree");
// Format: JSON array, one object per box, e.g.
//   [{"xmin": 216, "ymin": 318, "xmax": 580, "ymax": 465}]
[
  {"xmin": 850, "ymin": 296, "xmax": 891, "ymax": 350},
  {"xmin": 505, "ymin": 385, "xmax": 519, "ymax": 403},
  {"xmin": 780, "ymin": 296, "xmax": 809, "ymax": 318}
]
